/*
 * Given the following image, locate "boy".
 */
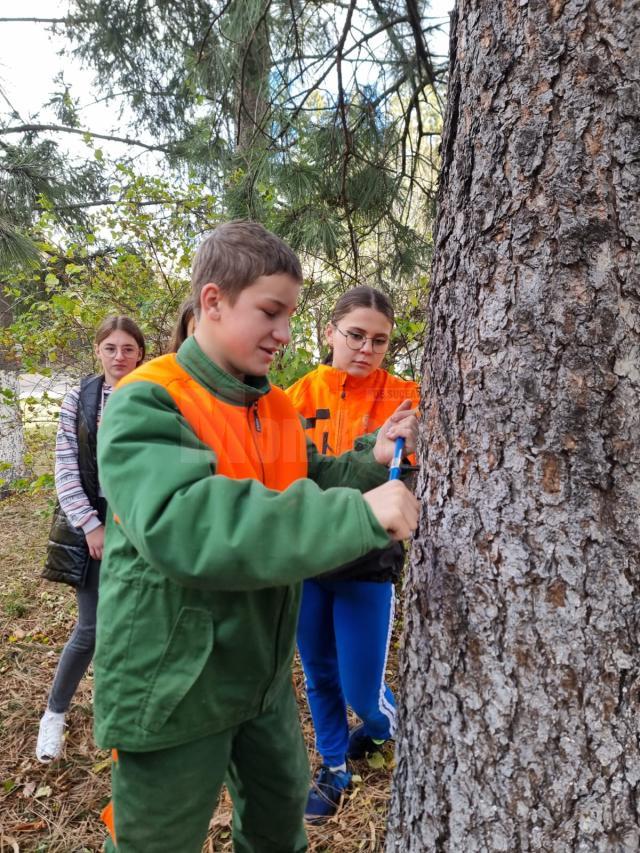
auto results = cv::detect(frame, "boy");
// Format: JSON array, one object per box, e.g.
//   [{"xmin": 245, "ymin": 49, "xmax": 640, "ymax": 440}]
[{"xmin": 94, "ymin": 221, "xmax": 419, "ymax": 852}]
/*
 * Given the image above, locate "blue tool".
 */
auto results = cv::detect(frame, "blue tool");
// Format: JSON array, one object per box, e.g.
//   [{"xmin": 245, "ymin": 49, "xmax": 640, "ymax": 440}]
[{"xmin": 388, "ymin": 436, "xmax": 405, "ymax": 480}]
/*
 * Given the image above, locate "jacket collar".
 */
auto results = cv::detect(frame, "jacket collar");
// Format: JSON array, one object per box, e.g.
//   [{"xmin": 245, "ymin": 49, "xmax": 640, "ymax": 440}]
[
  {"xmin": 315, "ymin": 363, "xmax": 386, "ymax": 393},
  {"xmin": 176, "ymin": 336, "xmax": 271, "ymax": 406}
]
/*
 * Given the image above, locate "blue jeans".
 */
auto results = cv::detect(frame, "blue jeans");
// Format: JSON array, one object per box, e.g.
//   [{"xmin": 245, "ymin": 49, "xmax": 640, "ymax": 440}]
[
  {"xmin": 48, "ymin": 558, "xmax": 100, "ymax": 713},
  {"xmin": 296, "ymin": 577, "xmax": 396, "ymax": 767}
]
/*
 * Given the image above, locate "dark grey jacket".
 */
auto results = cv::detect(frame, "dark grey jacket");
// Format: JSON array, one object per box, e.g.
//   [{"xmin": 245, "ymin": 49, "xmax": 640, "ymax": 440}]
[
  {"xmin": 42, "ymin": 374, "xmax": 105, "ymax": 587},
  {"xmin": 320, "ymin": 541, "xmax": 405, "ymax": 583}
]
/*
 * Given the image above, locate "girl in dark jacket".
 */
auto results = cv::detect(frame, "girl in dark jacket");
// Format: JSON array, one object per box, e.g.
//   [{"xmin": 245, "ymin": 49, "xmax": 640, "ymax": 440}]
[{"xmin": 36, "ymin": 316, "xmax": 145, "ymax": 762}]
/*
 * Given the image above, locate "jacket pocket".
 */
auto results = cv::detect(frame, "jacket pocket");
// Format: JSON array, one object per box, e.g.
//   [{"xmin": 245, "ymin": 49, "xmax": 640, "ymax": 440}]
[
  {"xmin": 42, "ymin": 500, "xmax": 91, "ymax": 587},
  {"xmin": 139, "ymin": 607, "xmax": 214, "ymax": 733}
]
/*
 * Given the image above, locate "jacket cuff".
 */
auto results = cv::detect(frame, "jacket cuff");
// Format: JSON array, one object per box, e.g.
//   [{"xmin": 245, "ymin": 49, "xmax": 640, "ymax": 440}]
[{"xmin": 353, "ymin": 429, "xmax": 378, "ymax": 452}]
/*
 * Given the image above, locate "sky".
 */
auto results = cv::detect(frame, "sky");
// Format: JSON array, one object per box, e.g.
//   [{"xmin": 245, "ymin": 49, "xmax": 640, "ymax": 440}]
[
  {"xmin": 0, "ymin": 0, "xmax": 147, "ymax": 158},
  {"xmin": 0, "ymin": 0, "xmax": 453, "ymax": 159}
]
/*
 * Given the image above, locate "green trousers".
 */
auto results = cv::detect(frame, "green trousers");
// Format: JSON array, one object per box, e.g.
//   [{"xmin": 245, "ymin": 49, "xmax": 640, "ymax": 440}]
[{"xmin": 103, "ymin": 681, "xmax": 309, "ymax": 852}]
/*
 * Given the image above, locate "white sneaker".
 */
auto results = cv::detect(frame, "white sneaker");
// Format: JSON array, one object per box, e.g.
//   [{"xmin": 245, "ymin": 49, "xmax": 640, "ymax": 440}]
[{"xmin": 36, "ymin": 709, "xmax": 66, "ymax": 762}]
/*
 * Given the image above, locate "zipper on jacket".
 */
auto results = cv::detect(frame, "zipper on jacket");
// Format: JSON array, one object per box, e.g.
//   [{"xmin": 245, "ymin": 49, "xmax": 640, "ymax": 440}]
[
  {"xmin": 252, "ymin": 402, "xmax": 262, "ymax": 432},
  {"xmin": 335, "ymin": 377, "xmax": 347, "ymax": 451},
  {"xmin": 247, "ymin": 404, "xmax": 266, "ymax": 482}
]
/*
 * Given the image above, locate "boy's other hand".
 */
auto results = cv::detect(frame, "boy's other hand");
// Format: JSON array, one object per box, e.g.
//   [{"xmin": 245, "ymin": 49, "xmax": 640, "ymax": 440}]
[
  {"xmin": 363, "ymin": 480, "xmax": 419, "ymax": 541},
  {"xmin": 373, "ymin": 399, "xmax": 419, "ymax": 465},
  {"xmin": 85, "ymin": 525, "xmax": 105, "ymax": 560}
]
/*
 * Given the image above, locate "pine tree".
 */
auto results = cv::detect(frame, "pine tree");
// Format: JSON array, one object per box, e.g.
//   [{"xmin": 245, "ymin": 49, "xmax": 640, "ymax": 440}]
[{"xmin": 387, "ymin": 1, "xmax": 640, "ymax": 848}]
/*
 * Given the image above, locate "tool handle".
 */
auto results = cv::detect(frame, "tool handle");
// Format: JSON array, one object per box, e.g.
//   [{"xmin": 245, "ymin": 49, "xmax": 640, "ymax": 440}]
[{"xmin": 388, "ymin": 437, "xmax": 405, "ymax": 481}]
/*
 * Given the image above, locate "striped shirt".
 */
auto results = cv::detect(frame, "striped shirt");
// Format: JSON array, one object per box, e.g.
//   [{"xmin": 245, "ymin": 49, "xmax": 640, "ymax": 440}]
[{"xmin": 54, "ymin": 382, "xmax": 112, "ymax": 532}]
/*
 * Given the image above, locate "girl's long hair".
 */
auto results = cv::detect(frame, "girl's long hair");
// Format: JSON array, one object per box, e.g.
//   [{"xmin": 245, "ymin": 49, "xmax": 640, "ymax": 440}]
[{"xmin": 167, "ymin": 298, "xmax": 195, "ymax": 353}]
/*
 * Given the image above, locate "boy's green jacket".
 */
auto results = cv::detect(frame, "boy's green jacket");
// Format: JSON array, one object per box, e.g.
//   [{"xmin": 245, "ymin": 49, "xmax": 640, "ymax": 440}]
[{"xmin": 94, "ymin": 337, "xmax": 392, "ymax": 752}]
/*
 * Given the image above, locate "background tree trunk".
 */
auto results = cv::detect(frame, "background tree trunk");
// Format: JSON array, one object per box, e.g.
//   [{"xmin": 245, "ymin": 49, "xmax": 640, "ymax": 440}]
[
  {"xmin": 387, "ymin": 0, "xmax": 640, "ymax": 850},
  {"xmin": 0, "ymin": 290, "xmax": 25, "ymax": 490},
  {"xmin": 234, "ymin": 12, "xmax": 270, "ymax": 156}
]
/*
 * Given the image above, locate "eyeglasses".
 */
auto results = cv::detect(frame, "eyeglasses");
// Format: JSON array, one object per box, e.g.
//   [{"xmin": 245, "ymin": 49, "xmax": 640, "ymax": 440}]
[
  {"xmin": 333, "ymin": 325, "xmax": 389, "ymax": 354},
  {"xmin": 100, "ymin": 344, "xmax": 140, "ymax": 359}
]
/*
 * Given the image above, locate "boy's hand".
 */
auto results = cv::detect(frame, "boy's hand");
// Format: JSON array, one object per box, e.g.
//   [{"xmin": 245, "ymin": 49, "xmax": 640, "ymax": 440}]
[
  {"xmin": 373, "ymin": 400, "xmax": 419, "ymax": 466},
  {"xmin": 363, "ymin": 480, "xmax": 419, "ymax": 541},
  {"xmin": 85, "ymin": 524, "xmax": 105, "ymax": 560}
]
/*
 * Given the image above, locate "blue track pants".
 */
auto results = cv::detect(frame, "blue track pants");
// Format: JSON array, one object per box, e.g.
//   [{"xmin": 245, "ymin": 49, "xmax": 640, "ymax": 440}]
[{"xmin": 296, "ymin": 577, "xmax": 396, "ymax": 767}]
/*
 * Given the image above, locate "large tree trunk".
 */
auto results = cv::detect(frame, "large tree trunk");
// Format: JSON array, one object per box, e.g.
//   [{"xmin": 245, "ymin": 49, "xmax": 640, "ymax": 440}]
[
  {"xmin": 387, "ymin": 1, "xmax": 640, "ymax": 850},
  {"xmin": 0, "ymin": 291, "xmax": 25, "ymax": 490}
]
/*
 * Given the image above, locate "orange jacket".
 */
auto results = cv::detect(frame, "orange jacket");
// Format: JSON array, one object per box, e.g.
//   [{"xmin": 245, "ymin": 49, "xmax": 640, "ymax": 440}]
[{"xmin": 286, "ymin": 364, "xmax": 419, "ymax": 457}]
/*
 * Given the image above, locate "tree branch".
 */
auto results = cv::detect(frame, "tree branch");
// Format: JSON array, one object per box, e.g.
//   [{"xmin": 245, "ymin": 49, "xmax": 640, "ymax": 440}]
[
  {"xmin": 36, "ymin": 197, "xmax": 196, "ymax": 212},
  {"xmin": 335, "ymin": 0, "xmax": 359, "ymax": 278},
  {"xmin": 0, "ymin": 124, "xmax": 176, "ymax": 154},
  {"xmin": 405, "ymin": 0, "xmax": 441, "ymax": 104},
  {"xmin": 0, "ymin": 17, "xmax": 83, "ymax": 24},
  {"xmin": 196, "ymin": 0, "xmax": 236, "ymax": 66}
]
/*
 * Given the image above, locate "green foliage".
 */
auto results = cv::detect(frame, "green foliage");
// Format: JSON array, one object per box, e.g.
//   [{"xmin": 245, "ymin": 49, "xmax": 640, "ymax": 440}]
[
  {"xmin": 57, "ymin": 0, "xmax": 443, "ymax": 283},
  {"xmin": 45, "ymin": 73, "xmax": 82, "ymax": 128},
  {"xmin": 0, "ymin": 139, "xmax": 106, "ymax": 271},
  {"xmin": 3, "ymin": 167, "xmax": 218, "ymax": 374},
  {"xmin": 2, "ymin": 4, "xmax": 439, "ymax": 419},
  {"xmin": 4, "ymin": 153, "xmax": 428, "ymax": 388},
  {"xmin": 2, "ymin": 589, "xmax": 29, "ymax": 618},
  {"xmin": 270, "ymin": 311, "xmax": 321, "ymax": 388}
]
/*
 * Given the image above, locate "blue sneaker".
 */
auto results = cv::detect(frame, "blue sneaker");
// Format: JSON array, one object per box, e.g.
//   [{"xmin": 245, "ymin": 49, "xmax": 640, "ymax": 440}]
[
  {"xmin": 305, "ymin": 765, "xmax": 351, "ymax": 823},
  {"xmin": 346, "ymin": 724, "xmax": 388, "ymax": 761}
]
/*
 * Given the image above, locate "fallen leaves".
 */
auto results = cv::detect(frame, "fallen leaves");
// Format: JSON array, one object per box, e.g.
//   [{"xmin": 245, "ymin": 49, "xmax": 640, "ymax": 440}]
[
  {"xmin": 21, "ymin": 781, "xmax": 36, "ymax": 799},
  {"xmin": 35, "ymin": 785, "xmax": 52, "ymax": 799},
  {"xmin": 91, "ymin": 757, "xmax": 112, "ymax": 774},
  {"xmin": 12, "ymin": 819, "xmax": 47, "ymax": 832},
  {"xmin": 1, "ymin": 491, "xmax": 397, "ymax": 852},
  {"xmin": 366, "ymin": 751, "xmax": 386, "ymax": 770}
]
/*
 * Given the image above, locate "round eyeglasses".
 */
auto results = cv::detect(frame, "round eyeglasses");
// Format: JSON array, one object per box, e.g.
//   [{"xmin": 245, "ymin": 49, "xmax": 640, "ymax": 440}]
[
  {"xmin": 333, "ymin": 325, "xmax": 389, "ymax": 354},
  {"xmin": 99, "ymin": 344, "xmax": 140, "ymax": 359}
]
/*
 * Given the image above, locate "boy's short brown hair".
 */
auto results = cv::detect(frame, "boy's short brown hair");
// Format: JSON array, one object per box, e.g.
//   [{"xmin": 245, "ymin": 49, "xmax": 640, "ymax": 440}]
[{"xmin": 191, "ymin": 221, "xmax": 302, "ymax": 308}]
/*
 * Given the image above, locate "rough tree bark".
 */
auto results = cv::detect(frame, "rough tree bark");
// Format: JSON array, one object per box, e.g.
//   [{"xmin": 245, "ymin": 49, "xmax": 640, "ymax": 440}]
[{"xmin": 387, "ymin": 1, "xmax": 640, "ymax": 850}]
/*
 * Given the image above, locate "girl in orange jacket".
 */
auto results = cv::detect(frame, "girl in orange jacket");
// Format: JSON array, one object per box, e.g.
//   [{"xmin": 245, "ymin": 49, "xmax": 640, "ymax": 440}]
[{"xmin": 286, "ymin": 286, "xmax": 419, "ymax": 821}]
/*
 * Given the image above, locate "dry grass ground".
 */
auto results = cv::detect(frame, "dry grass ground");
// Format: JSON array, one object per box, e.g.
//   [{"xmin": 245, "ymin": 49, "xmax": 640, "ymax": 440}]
[{"xmin": 0, "ymin": 491, "xmax": 397, "ymax": 852}]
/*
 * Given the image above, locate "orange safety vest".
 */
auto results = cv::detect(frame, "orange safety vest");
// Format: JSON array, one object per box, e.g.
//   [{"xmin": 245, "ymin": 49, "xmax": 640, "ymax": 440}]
[
  {"xmin": 286, "ymin": 364, "xmax": 419, "ymax": 457},
  {"xmin": 117, "ymin": 354, "xmax": 309, "ymax": 488}
]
